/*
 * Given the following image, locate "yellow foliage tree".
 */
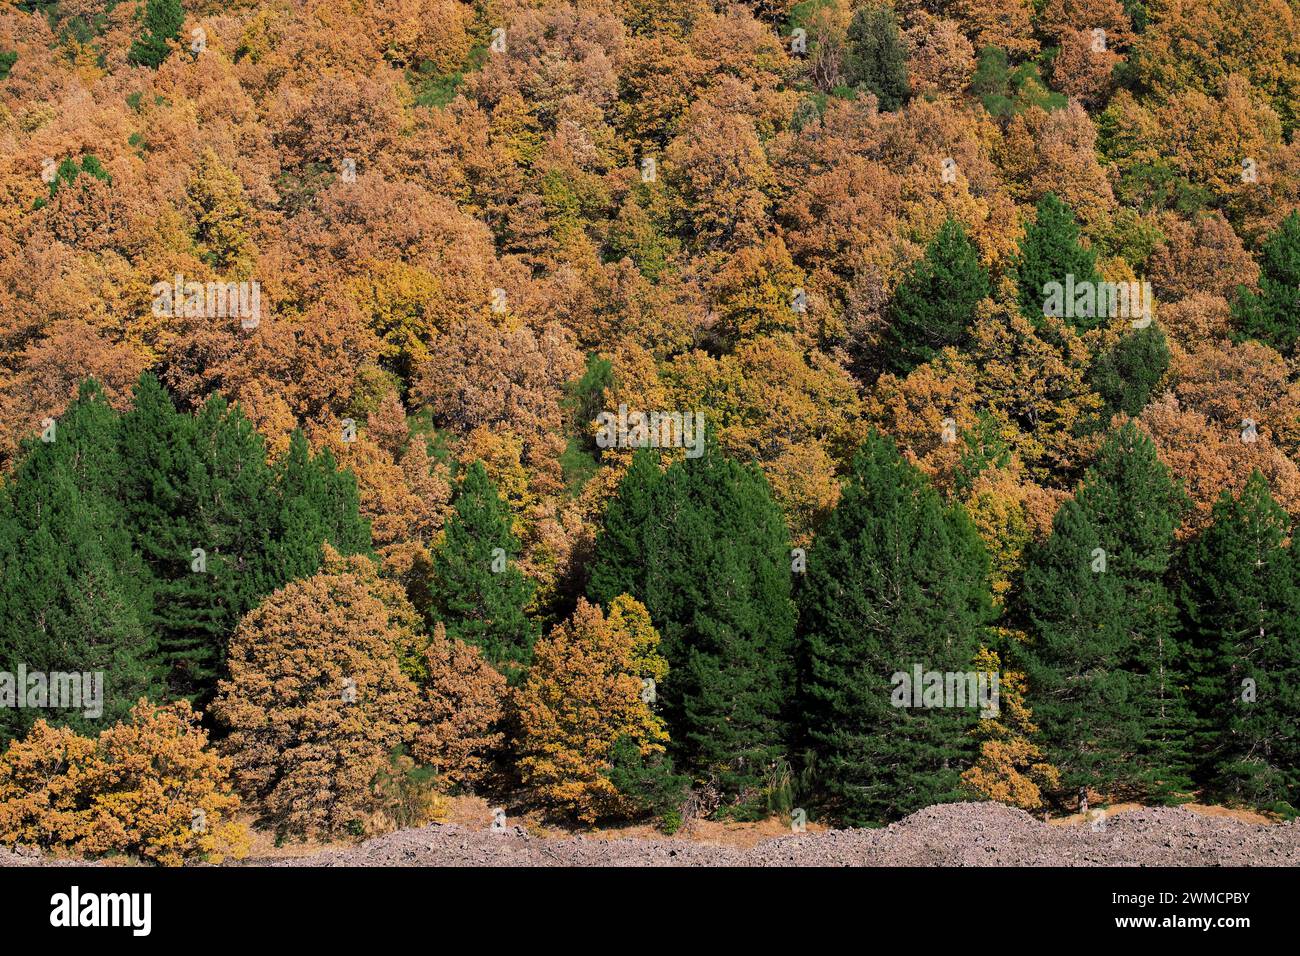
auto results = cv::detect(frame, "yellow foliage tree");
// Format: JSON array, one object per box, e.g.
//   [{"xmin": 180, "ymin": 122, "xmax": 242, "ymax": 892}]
[
  {"xmin": 186, "ymin": 148, "xmax": 259, "ymax": 276},
  {"xmin": 0, "ymin": 700, "xmax": 247, "ymax": 866},
  {"xmin": 606, "ymin": 593, "xmax": 669, "ymax": 684},
  {"xmin": 962, "ymin": 648, "xmax": 1061, "ymax": 810},
  {"xmin": 515, "ymin": 597, "xmax": 669, "ymax": 823},
  {"xmin": 349, "ymin": 260, "xmax": 445, "ymax": 383}
]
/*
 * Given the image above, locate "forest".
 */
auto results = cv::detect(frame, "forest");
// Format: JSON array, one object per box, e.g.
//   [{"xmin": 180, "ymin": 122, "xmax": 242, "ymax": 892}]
[{"xmin": 1, "ymin": 0, "xmax": 1299, "ymax": 866}]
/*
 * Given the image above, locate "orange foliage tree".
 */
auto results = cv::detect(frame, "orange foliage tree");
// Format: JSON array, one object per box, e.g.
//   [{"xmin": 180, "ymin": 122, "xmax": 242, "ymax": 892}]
[
  {"xmin": 212, "ymin": 550, "xmax": 423, "ymax": 838},
  {"xmin": 515, "ymin": 597, "xmax": 669, "ymax": 823},
  {"xmin": 0, "ymin": 700, "xmax": 247, "ymax": 866}
]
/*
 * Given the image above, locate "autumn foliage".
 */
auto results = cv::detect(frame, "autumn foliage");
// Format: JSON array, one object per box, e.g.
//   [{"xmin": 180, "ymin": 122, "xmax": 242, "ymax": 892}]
[
  {"xmin": 212, "ymin": 549, "xmax": 423, "ymax": 839},
  {"xmin": 4, "ymin": 0, "xmax": 1300, "ymax": 858},
  {"xmin": 516, "ymin": 597, "xmax": 670, "ymax": 823},
  {"xmin": 410, "ymin": 622, "xmax": 508, "ymax": 787},
  {"xmin": 0, "ymin": 700, "xmax": 246, "ymax": 866},
  {"xmin": 962, "ymin": 647, "xmax": 1061, "ymax": 809}
]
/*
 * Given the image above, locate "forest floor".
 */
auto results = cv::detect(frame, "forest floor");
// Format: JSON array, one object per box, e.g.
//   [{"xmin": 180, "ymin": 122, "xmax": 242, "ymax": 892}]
[{"xmin": 5, "ymin": 800, "xmax": 1296, "ymax": 867}]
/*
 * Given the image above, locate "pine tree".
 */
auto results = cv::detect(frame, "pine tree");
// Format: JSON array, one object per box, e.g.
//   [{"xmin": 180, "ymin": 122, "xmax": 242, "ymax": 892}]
[
  {"xmin": 588, "ymin": 445, "xmax": 797, "ymax": 804},
  {"xmin": 427, "ymin": 461, "xmax": 536, "ymax": 677},
  {"xmin": 1233, "ymin": 210, "xmax": 1300, "ymax": 354},
  {"xmin": 971, "ymin": 46, "xmax": 1067, "ymax": 119},
  {"xmin": 118, "ymin": 375, "xmax": 279, "ymax": 702},
  {"xmin": 0, "ymin": 382, "xmax": 154, "ymax": 744},
  {"xmin": 584, "ymin": 450, "xmax": 663, "ymax": 604},
  {"xmin": 1090, "ymin": 324, "xmax": 1171, "ymax": 418},
  {"xmin": 970, "ymin": 46, "xmax": 1015, "ymax": 117},
  {"xmin": 1022, "ymin": 422, "xmax": 1192, "ymax": 802},
  {"xmin": 884, "ymin": 218, "xmax": 991, "ymax": 374},
  {"xmin": 271, "ymin": 430, "xmax": 371, "ymax": 585},
  {"xmin": 1012, "ymin": 193, "xmax": 1102, "ymax": 330},
  {"xmin": 1180, "ymin": 473, "xmax": 1300, "ymax": 809},
  {"xmin": 127, "ymin": 0, "xmax": 184, "ymax": 69},
  {"xmin": 796, "ymin": 431, "xmax": 993, "ymax": 824},
  {"xmin": 845, "ymin": 4, "xmax": 910, "ymax": 111}
]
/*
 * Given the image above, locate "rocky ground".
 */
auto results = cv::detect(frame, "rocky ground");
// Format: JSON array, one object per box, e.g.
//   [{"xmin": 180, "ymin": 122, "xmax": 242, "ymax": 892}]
[
  {"xmin": 264, "ymin": 802, "xmax": 1300, "ymax": 867},
  {"xmin": 4, "ymin": 802, "xmax": 1295, "ymax": 867}
]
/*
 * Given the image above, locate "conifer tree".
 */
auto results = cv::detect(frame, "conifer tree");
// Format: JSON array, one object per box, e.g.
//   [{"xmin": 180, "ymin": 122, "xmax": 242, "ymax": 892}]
[
  {"xmin": 845, "ymin": 4, "xmax": 910, "ymax": 111},
  {"xmin": 118, "ymin": 375, "xmax": 279, "ymax": 701},
  {"xmin": 0, "ymin": 382, "xmax": 154, "ymax": 743},
  {"xmin": 796, "ymin": 431, "xmax": 993, "ymax": 824},
  {"xmin": 1233, "ymin": 210, "xmax": 1300, "ymax": 353},
  {"xmin": 1012, "ymin": 194, "xmax": 1102, "ymax": 329},
  {"xmin": 971, "ymin": 47, "xmax": 1067, "ymax": 119},
  {"xmin": 271, "ymin": 430, "xmax": 371, "ymax": 585},
  {"xmin": 427, "ymin": 461, "xmax": 536, "ymax": 677},
  {"xmin": 1022, "ymin": 422, "xmax": 1192, "ymax": 802},
  {"xmin": 585, "ymin": 450, "xmax": 662, "ymax": 604},
  {"xmin": 884, "ymin": 218, "xmax": 991, "ymax": 374},
  {"xmin": 588, "ymin": 445, "xmax": 797, "ymax": 803},
  {"xmin": 128, "ymin": 0, "xmax": 185, "ymax": 69},
  {"xmin": 1090, "ymin": 324, "xmax": 1171, "ymax": 418},
  {"xmin": 1180, "ymin": 473, "xmax": 1300, "ymax": 808}
]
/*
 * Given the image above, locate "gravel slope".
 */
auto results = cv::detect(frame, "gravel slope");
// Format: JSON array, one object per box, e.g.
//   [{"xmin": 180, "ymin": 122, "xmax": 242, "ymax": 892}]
[{"xmin": 262, "ymin": 802, "xmax": 1300, "ymax": 867}]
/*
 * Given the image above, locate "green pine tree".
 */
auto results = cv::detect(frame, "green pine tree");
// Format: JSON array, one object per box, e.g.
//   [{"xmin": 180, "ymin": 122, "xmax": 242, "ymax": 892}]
[
  {"xmin": 128, "ymin": 0, "xmax": 185, "ymax": 69},
  {"xmin": 602, "ymin": 735, "xmax": 690, "ymax": 832},
  {"xmin": 118, "ymin": 375, "xmax": 279, "ymax": 702},
  {"xmin": 1180, "ymin": 472, "xmax": 1300, "ymax": 810},
  {"xmin": 588, "ymin": 445, "xmax": 797, "ymax": 805},
  {"xmin": 1233, "ymin": 210, "xmax": 1300, "ymax": 354},
  {"xmin": 0, "ymin": 382, "xmax": 155, "ymax": 744},
  {"xmin": 427, "ymin": 461, "xmax": 537, "ymax": 678},
  {"xmin": 796, "ymin": 431, "xmax": 994, "ymax": 824},
  {"xmin": 1022, "ymin": 422, "xmax": 1192, "ymax": 802},
  {"xmin": 884, "ymin": 218, "xmax": 991, "ymax": 374},
  {"xmin": 1012, "ymin": 193, "xmax": 1102, "ymax": 330},
  {"xmin": 1090, "ymin": 324, "xmax": 1171, "ymax": 418},
  {"xmin": 585, "ymin": 449, "xmax": 663, "ymax": 604},
  {"xmin": 270, "ymin": 430, "xmax": 371, "ymax": 584},
  {"xmin": 844, "ymin": 4, "xmax": 909, "ymax": 111},
  {"xmin": 971, "ymin": 46, "xmax": 1067, "ymax": 119}
]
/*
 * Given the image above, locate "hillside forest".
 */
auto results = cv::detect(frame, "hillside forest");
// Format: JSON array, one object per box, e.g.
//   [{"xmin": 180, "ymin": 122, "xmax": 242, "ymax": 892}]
[{"xmin": 1, "ymin": 0, "xmax": 1300, "ymax": 864}]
